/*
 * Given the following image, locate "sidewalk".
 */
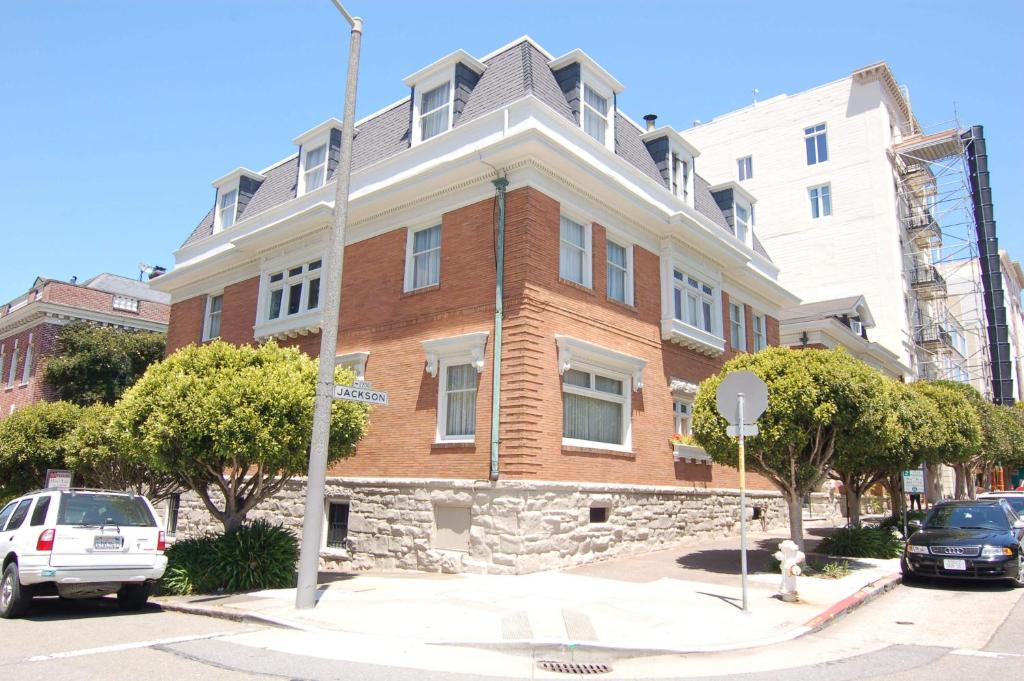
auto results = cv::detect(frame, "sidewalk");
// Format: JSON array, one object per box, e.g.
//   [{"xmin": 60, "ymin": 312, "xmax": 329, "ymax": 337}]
[{"xmin": 156, "ymin": 521, "xmax": 901, "ymax": 658}]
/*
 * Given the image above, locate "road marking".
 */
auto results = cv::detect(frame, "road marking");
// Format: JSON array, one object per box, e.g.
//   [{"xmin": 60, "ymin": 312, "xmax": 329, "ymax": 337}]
[
  {"xmin": 26, "ymin": 630, "xmax": 239, "ymax": 662},
  {"xmin": 950, "ymin": 648, "xmax": 1024, "ymax": 659}
]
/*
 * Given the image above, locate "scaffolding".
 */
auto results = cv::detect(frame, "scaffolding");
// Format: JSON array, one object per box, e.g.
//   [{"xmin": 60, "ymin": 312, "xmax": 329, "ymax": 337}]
[{"xmin": 890, "ymin": 115, "xmax": 992, "ymax": 396}]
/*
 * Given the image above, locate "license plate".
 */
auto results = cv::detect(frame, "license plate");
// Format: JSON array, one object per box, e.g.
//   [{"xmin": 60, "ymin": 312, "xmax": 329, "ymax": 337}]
[
  {"xmin": 93, "ymin": 536, "xmax": 124, "ymax": 551},
  {"xmin": 943, "ymin": 558, "xmax": 967, "ymax": 571}
]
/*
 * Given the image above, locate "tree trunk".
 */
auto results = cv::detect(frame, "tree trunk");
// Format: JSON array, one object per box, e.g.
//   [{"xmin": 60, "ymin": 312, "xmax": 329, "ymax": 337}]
[
  {"xmin": 785, "ymin": 492, "xmax": 805, "ymax": 552},
  {"xmin": 954, "ymin": 464, "xmax": 967, "ymax": 499},
  {"xmin": 222, "ymin": 512, "xmax": 246, "ymax": 533},
  {"xmin": 885, "ymin": 474, "xmax": 904, "ymax": 519},
  {"xmin": 926, "ymin": 463, "xmax": 942, "ymax": 503},
  {"xmin": 845, "ymin": 485, "xmax": 862, "ymax": 526}
]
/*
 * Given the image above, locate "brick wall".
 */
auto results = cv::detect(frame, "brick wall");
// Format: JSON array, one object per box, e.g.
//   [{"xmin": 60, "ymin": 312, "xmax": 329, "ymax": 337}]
[
  {"xmin": 163, "ymin": 186, "xmax": 779, "ymax": 491},
  {"xmin": 39, "ymin": 281, "xmax": 169, "ymax": 325},
  {"xmin": 0, "ymin": 321, "xmax": 62, "ymax": 417}
]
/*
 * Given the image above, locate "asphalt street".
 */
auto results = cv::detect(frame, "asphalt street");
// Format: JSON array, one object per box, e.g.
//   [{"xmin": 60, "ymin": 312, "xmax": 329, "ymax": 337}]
[{"xmin": 1, "ymin": 579, "xmax": 1022, "ymax": 680}]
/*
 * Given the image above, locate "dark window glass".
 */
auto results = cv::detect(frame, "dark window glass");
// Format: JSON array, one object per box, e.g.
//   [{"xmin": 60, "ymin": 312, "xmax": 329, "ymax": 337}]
[
  {"xmin": 166, "ymin": 494, "xmax": 180, "ymax": 535},
  {"xmin": 589, "ymin": 507, "xmax": 608, "ymax": 523},
  {"xmin": 326, "ymin": 502, "xmax": 349, "ymax": 548},
  {"xmin": 287, "ymin": 284, "xmax": 303, "ymax": 315},
  {"xmin": 288, "ymin": 266, "xmax": 303, "ymax": 277},
  {"xmin": 30, "ymin": 496, "xmax": 51, "ymax": 526},
  {"xmin": 0, "ymin": 502, "xmax": 16, "ymax": 530},
  {"xmin": 307, "ymin": 277, "xmax": 320, "ymax": 311},
  {"xmin": 268, "ymin": 289, "xmax": 283, "ymax": 319},
  {"xmin": 57, "ymin": 493, "xmax": 156, "ymax": 527},
  {"xmin": 6, "ymin": 499, "xmax": 33, "ymax": 531},
  {"xmin": 925, "ymin": 504, "xmax": 1009, "ymax": 531}
]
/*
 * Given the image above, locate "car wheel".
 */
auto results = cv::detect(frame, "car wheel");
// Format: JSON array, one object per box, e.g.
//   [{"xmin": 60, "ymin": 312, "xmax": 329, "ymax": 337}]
[
  {"xmin": 116, "ymin": 583, "xmax": 152, "ymax": 611},
  {"xmin": 900, "ymin": 557, "xmax": 921, "ymax": 585},
  {"xmin": 0, "ymin": 563, "xmax": 34, "ymax": 619},
  {"xmin": 1012, "ymin": 548, "xmax": 1024, "ymax": 589}
]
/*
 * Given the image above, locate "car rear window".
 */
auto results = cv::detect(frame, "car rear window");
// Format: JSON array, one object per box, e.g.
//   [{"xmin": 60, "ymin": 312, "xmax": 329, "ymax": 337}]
[{"xmin": 57, "ymin": 493, "xmax": 156, "ymax": 527}]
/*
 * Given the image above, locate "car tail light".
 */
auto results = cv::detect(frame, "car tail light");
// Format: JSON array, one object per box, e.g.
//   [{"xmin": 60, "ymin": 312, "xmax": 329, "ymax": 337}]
[
  {"xmin": 157, "ymin": 531, "xmax": 166, "ymax": 552},
  {"xmin": 37, "ymin": 528, "xmax": 55, "ymax": 552}
]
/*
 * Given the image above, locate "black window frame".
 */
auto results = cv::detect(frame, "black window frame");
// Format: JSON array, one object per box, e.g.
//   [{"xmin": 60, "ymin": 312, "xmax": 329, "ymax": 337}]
[{"xmin": 325, "ymin": 501, "xmax": 350, "ymax": 549}]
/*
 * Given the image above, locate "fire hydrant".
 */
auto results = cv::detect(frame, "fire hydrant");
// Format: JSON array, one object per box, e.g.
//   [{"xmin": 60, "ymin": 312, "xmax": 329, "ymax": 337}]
[{"xmin": 774, "ymin": 540, "xmax": 805, "ymax": 603}]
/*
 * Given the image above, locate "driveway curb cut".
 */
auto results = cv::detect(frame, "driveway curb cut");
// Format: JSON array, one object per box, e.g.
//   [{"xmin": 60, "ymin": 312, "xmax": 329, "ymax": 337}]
[{"xmin": 155, "ymin": 600, "xmax": 314, "ymax": 631}]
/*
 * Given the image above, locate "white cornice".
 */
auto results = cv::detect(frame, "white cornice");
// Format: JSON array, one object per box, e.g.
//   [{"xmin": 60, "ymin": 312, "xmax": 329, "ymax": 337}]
[
  {"xmin": 402, "ymin": 49, "xmax": 486, "ymax": 87},
  {"xmin": 211, "ymin": 167, "xmax": 266, "ymax": 188},
  {"xmin": 781, "ymin": 318, "xmax": 910, "ymax": 378},
  {"xmin": 0, "ymin": 301, "xmax": 167, "ymax": 338},
  {"xmin": 640, "ymin": 126, "xmax": 701, "ymax": 159},
  {"xmin": 708, "ymin": 180, "xmax": 758, "ymax": 206},
  {"xmin": 548, "ymin": 48, "xmax": 624, "ymax": 93},
  {"xmin": 421, "ymin": 332, "xmax": 489, "ymax": 376},
  {"xmin": 292, "ymin": 118, "xmax": 344, "ymax": 146},
  {"xmin": 555, "ymin": 334, "xmax": 646, "ymax": 391}
]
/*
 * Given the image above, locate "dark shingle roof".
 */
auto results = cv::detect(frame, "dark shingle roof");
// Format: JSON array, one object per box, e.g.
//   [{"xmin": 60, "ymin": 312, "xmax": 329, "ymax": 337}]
[
  {"xmin": 614, "ymin": 113, "xmax": 663, "ymax": 184},
  {"xmin": 460, "ymin": 41, "xmax": 573, "ymax": 126},
  {"xmin": 694, "ymin": 175, "xmax": 730, "ymax": 231},
  {"xmin": 352, "ymin": 99, "xmax": 412, "ymax": 172}
]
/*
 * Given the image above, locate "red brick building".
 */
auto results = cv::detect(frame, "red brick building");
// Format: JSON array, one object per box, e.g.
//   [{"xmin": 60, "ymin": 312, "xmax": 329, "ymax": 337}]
[
  {"xmin": 156, "ymin": 38, "xmax": 800, "ymax": 573},
  {"xmin": 0, "ymin": 273, "xmax": 170, "ymax": 418}
]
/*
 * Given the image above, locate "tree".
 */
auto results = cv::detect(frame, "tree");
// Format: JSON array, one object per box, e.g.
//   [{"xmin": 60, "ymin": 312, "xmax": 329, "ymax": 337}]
[
  {"xmin": 43, "ymin": 322, "xmax": 166, "ymax": 406},
  {"xmin": 692, "ymin": 347, "xmax": 888, "ymax": 549},
  {"xmin": 0, "ymin": 401, "xmax": 81, "ymax": 502},
  {"xmin": 65, "ymin": 404, "xmax": 180, "ymax": 504},
  {"xmin": 115, "ymin": 340, "xmax": 369, "ymax": 531},
  {"xmin": 909, "ymin": 381, "xmax": 983, "ymax": 499}
]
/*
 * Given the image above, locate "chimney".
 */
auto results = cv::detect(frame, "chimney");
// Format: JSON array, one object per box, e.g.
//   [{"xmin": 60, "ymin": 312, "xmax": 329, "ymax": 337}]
[
  {"xmin": 643, "ymin": 114, "xmax": 658, "ymax": 131},
  {"xmin": 148, "ymin": 266, "xmax": 167, "ymax": 280},
  {"xmin": 70, "ymin": 276, "xmax": 77, "ymax": 285}
]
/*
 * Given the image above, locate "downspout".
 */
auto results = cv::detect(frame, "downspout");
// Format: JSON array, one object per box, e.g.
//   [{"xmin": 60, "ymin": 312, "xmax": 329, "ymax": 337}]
[{"xmin": 490, "ymin": 176, "xmax": 508, "ymax": 482}]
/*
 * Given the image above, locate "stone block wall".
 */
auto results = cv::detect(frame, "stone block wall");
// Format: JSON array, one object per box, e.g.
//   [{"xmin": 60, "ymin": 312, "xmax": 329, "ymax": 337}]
[{"xmin": 174, "ymin": 477, "xmax": 787, "ymax": 575}]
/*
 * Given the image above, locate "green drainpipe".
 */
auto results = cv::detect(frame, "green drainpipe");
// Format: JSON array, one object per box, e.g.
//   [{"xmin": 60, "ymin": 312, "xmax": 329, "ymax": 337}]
[{"xmin": 490, "ymin": 177, "xmax": 508, "ymax": 482}]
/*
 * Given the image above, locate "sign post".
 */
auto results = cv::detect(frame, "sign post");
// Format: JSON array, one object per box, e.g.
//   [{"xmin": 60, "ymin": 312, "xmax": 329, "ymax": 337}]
[
  {"xmin": 44, "ymin": 469, "xmax": 73, "ymax": 491},
  {"xmin": 716, "ymin": 371, "xmax": 768, "ymax": 613},
  {"xmin": 902, "ymin": 468, "xmax": 925, "ymax": 538}
]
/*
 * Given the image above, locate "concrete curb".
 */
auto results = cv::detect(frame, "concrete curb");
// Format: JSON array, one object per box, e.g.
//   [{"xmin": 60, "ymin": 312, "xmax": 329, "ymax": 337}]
[{"xmin": 156, "ymin": 572, "xmax": 903, "ymax": 657}]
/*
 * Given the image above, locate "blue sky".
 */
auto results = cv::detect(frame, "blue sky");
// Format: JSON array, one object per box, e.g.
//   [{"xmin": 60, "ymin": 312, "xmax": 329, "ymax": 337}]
[{"xmin": 1, "ymin": 1, "xmax": 1021, "ymax": 304}]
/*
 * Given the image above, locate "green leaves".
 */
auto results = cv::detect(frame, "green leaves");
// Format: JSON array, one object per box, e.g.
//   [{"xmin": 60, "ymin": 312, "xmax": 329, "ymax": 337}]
[{"xmin": 0, "ymin": 401, "xmax": 82, "ymax": 501}]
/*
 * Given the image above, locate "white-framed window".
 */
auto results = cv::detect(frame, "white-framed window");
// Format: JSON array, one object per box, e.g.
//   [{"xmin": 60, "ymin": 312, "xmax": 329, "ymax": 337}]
[
  {"xmin": 737, "ymin": 156, "xmax": 753, "ymax": 181},
  {"xmin": 203, "ymin": 294, "xmax": 223, "ymax": 341},
  {"xmin": 405, "ymin": 224, "xmax": 442, "ymax": 291},
  {"xmin": 606, "ymin": 239, "xmax": 632, "ymax": 305},
  {"xmin": 438, "ymin": 361, "xmax": 478, "ymax": 441},
  {"xmin": 165, "ymin": 494, "xmax": 180, "ymax": 536},
  {"xmin": 562, "ymin": 366, "xmax": 627, "ymax": 447},
  {"xmin": 735, "ymin": 201, "xmax": 752, "ymax": 243},
  {"xmin": 20, "ymin": 334, "xmax": 32, "ymax": 385},
  {"xmin": 582, "ymin": 84, "xmax": 610, "ymax": 145},
  {"xmin": 804, "ymin": 123, "xmax": 828, "ymax": 165},
  {"xmin": 809, "ymin": 184, "xmax": 832, "ymax": 218},
  {"xmin": 673, "ymin": 270, "xmax": 715, "ymax": 334},
  {"xmin": 0, "ymin": 345, "xmax": 5, "ymax": 387},
  {"xmin": 335, "ymin": 351, "xmax": 369, "ymax": 382},
  {"xmin": 303, "ymin": 143, "xmax": 328, "ymax": 193},
  {"xmin": 729, "ymin": 302, "xmax": 746, "ymax": 351},
  {"xmin": 752, "ymin": 313, "xmax": 766, "ymax": 351},
  {"xmin": 559, "ymin": 216, "xmax": 591, "ymax": 287},
  {"xmin": 112, "ymin": 295, "xmax": 139, "ymax": 312},
  {"xmin": 673, "ymin": 399, "xmax": 692, "ymax": 436},
  {"xmin": 6, "ymin": 340, "xmax": 18, "ymax": 389},
  {"xmin": 849, "ymin": 318, "xmax": 863, "ymax": 337},
  {"xmin": 265, "ymin": 258, "xmax": 322, "ymax": 322},
  {"xmin": 218, "ymin": 188, "xmax": 238, "ymax": 230},
  {"xmin": 419, "ymin": 81, "xmax": 451, "ymax": 141},
  {"xmin": 671, "ymin": 153, "xmax": 689, "ymax": 202}
]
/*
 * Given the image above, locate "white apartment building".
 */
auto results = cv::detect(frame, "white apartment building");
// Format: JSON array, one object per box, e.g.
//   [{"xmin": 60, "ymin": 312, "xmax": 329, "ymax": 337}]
[{"xmin": 682, "ymin": 63, "xmax": 924, "ymax": 377}]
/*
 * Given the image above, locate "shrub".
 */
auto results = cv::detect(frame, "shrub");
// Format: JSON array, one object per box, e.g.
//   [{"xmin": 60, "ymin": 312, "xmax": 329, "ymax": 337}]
[
  {"xmin": 877, "ymin": 511, "xmax": 927, "ymax": 538},
  {"xmin": 161, "ymin": 521, "xmax": 298, "ymax": 595},
  {"xmin": 817, "ymin": 560, "xmax": 851, "ymax": 579},
  {"xmin": 817, "ymin": 526, "xmax": 903, "ymax": 559}
]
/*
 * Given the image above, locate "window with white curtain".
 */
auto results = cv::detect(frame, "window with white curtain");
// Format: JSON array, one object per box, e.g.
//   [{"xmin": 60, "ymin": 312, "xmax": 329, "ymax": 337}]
[
  {"xmin": 559, "ymin": 216, "xmax": 589, "ymax": 286},
  {"xmin": 735, "ymin": 202, "xmax": 751, "ymax": 243},
  {"xmin": 606, "ymin": 240, "xmax": 631, "ymax": 304},
  {"xmin": 419, "ymin": 82, "xmax": 451, "ymax": 141},
  {"xmin": 673, "ymin": 399, "xmax": 692, "ymax": 436},
  {"xmin": 752, "ymin": 314, "xmax": 766, "ymax": 351},
  {"xmin": 218, "ymin": 188, "xmax": 238, "ymax": 229},
  {"xmin": 303, "ymin": 143, "xmax": 327, "ymax": 193},
  {"xmin": 562, "ymin": 367, "xmax": 626, "ymax": 446},
  {"xmin": 672, "ymin": 153, "xmax": 689, "ymax": 202},
  {"xmin": 0, "ymin": 345, "xmax": 5, "ymax": 387},
  {"xmin": 266, "ymin": 259, "xmax": 321, "ymax": 321},
  {"xmin": 583, "ymin": 84, "xmax": 609, "ymax": 144},
  {"xmin": 673, "ymin": 270, "xmax": 715, "ymax": 334},
  {"xmin": 203, "ymin": 295, "xmax": 223, "ymax": 341},
  {"xmin": 729, "ymin": 302, "xmax": 746, "ymax": 351},
  {"xmin": 407, "ymin": 225, "xmax": 441, "ymax": 290},
  {"xmin": 7, "ymin": 340, "xmax": 18, "ymax": 389},
  {"xmin": 439, "ymin": 362, "xmax": 477, "ymax": 441},
  {"xmin": 20, "ymin": 334, "xmax": 33, "ymax": 385}
]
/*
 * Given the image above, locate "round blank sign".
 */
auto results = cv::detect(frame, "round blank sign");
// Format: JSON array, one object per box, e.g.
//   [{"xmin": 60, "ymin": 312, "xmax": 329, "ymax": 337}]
[{"xmin": 715, "ymin": 371, "xmax": 768, "ymax": 425}]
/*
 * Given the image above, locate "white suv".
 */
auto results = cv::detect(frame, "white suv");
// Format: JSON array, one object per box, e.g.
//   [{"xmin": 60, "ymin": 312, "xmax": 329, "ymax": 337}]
[{"xmin": 0, "ymin": 489, "xmax": 168, "ymax": 618}]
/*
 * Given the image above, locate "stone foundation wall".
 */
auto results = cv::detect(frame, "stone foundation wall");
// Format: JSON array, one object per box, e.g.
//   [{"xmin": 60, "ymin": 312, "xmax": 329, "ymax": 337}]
[{"xmin": 175, "ymin": 478, "xmax": 787, "ymax": 575}]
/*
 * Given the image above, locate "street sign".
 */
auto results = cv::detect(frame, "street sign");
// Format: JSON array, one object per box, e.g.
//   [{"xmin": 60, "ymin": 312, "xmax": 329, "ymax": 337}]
[
  {"xmin": 334, "ymin": 383, "xmax": 389, "ymax": 405},
  {"xmin": 726, "ymin": 424, "xmax": 759, "ymax": 437},
  {"xmin": 903, "ymin": 469, "xmax": 925, "ymax": 494},
  {"xmin": 715, "ymin": 371, "xmax": 768, "ymax": 425},
  {"xmin": 45, "ymin": 469, "xmax": 73, "ymax": 490}
]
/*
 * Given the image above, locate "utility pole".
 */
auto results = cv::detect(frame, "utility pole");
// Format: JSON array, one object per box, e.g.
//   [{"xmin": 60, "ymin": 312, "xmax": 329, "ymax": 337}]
[{"xmin": 295, "ymin": 0, "xmax": 362, "ymax": 610}]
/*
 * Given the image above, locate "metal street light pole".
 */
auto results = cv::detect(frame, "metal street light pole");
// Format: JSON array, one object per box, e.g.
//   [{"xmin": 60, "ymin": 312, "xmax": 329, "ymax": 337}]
[{"xmin": 295, "ymin": 1, "xmax": 362, "ymax": 610}]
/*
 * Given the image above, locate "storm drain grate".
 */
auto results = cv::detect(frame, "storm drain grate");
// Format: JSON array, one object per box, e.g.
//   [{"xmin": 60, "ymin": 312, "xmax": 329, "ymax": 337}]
[{"xmin": 537, "ymin": 661, "xmax": 612, "ymax": 675}]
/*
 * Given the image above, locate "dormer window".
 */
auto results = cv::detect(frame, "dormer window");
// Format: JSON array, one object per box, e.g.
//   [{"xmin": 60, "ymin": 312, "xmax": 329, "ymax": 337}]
[
  {"xmin": 419, "ymin": 82, "xmax": 451, "ymax": 141},
  {"xmin": 583, "ymin": 85, "xmax": 610, "ymax": 144},
  {"xmin": 642, "ymin": 126, "xmax": 698, "ymax": 207},
  {"xmin": 671, "ymin": 153, "xmax": 690, "ymax": 202},
  {"xmin": 303, "ymin": 144, "xmax": 327, "ymax": 192},
  {"xmin": 735, "ymin": 201, "xmax": 752, "ymax": 243},
  {"xmin": 218, "ymin": 188, "xmax": 238, "ymax": 229}
]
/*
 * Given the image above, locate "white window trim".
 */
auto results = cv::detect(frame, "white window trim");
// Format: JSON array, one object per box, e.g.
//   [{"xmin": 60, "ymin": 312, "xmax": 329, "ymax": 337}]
[
  {"xmin": 752, "ymin": 312, "xmax": 767, "ymax": 351},
  {"xmin": 421, "ymin": 332, "xmax": 488, "ymax": 444},
  {"xmin": 20, "ymin": 333, "xmax": 33, "ymax": 385},
  {"xmin": 658, "ymin": 241, "xmax": 726, "ymax": 356},
  {"xmin": 562, "ymin": 362, "xmax": 630, "ymax": 452},
  {"xmin": 581, "ymin": 81, "xmax": 613, "ymax": 149},
  {"xmin": 673, "ymin": 398, "xmax": 693, "ymax": 436},
  {"xmin": 410, "ymin": 71, "xmax": 455, "ymax": 146},
  {"xmin": 671, "ymin": 151, "xmax": 693, "ymax": 205},
  {"xmin": 335, "ymin": 351, "xmax": 369, "ymax": 382},
  {"xmin": 0, "ymin": 344, "xmax": 5, "ymax": 388},
  {"xmin": 6, "ymin": 339, "xmax": 19, "ymax": 389},
  {"xmin": 737, "ymin": 155, "xmax": 752, "ymax": 181},
  {"xmin": 299, "ymin": 141, "xmax": 330, "ymax": 196},
  {"xmin": 809, "ymin": 183, "xmax": 833, "ymax": 219},
  {"xmin": 404, "ymin": 223, "xmax": 443, "ymax": 292},
  {"xmin": 253, "ymin": 245, "xmax": 327, "ymax": 341},
  {"xmin": 605, "ymin": 237, "xmax": 633, "ymax": 305},
  {"xmin": 729, "ymin": 301, "xmax": 746, "ymax": 351},
  {"xmin": 202, "ymin": 293, "xmax": 224, "ymax": 342},
  {"xmin": 214, "ymin": 184, "xmax": 239, "ymax": 233},
  {"xmin": 559, "ymin": 213, "xmax": 593, "ymax": 288},
  {"xmin": 804, "ymin": 123, "xmax": 829, "ymax": 165},
  {"xmin": 734, "ymin": 199, "xmax": 752, "ymax": 246},
  {"xmin": 321, "ymin": 497, "xmax": 351, "ymax": 556}
]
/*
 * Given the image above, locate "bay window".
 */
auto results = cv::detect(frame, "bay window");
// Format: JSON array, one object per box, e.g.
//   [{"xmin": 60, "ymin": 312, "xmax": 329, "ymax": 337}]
[
  {"xmin": 673, "ymin": 270, "xmax": 715, "ymax": 334},
  {"xmin": 266, "ymin": 259, "xmax": 321, "ymax": 322}
]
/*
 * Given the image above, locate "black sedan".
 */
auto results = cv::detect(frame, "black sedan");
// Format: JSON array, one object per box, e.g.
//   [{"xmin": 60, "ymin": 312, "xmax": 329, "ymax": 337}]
[{"xmin": 901, "ymin": 499, "xmax": 1024, "ymax": 586}]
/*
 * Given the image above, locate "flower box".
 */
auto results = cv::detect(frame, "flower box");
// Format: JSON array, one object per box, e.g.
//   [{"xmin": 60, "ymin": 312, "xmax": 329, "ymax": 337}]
[{"xmin": 673, "ymin": 443, "xmax": 712, "ymax": 464}]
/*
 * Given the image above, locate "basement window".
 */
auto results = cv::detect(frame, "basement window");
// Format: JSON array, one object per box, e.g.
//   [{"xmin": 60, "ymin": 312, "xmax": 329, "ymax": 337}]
[
  {"xmin": 325, "ymin": 501, "xmax": 350, "ymax": 549},
  {"xmin": 589, "ymin": 506, "xmax": 609, "ymax": 523}
]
